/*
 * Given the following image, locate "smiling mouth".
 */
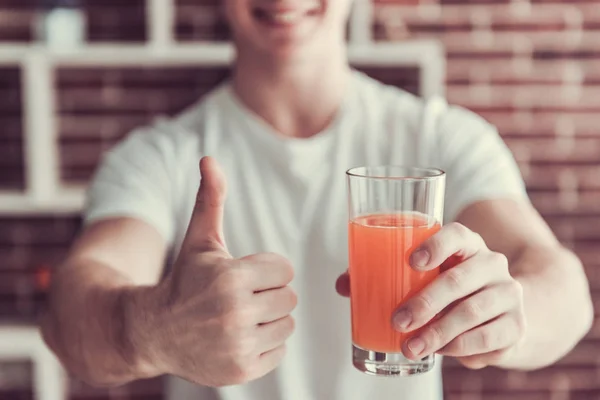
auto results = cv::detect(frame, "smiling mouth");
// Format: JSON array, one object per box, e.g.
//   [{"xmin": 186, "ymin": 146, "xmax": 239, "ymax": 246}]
[{"xmin": 253, "ymin": 7, "xmax": 321, "ymax": 26}]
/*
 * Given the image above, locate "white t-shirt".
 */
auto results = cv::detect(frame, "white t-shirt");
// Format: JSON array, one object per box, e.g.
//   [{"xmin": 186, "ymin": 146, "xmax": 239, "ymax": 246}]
[{"xmin": 85, "ymin": 71, "xmax": 527, "ymax": 400}]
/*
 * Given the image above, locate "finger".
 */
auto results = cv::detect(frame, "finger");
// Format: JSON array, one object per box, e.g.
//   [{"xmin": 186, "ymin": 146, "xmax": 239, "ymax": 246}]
[
  {"xmin": 256, "ymin": 344, "xmax": 287, "ymax": 376},
  {"xmin": 256, "ymin": 316, "xmax": 295, "ymax": 354},
  {"xmin": 244, "ymin": 344, "xmax": 287, "ymax": 384},
  {"xmin": 240, "ymin": 253, "xmax": 295, "ymax": 291},
  {"xmin": 335, "ymin": 272, "xmax": 350, "ymax": 297},
  {"xmin": 253, "ymin": 287, "xmax": 297, "ymax": 324},
  {"xmin": 410, "ymin": 222, "xmax": 486, "ymax": 271},
  {"xmin": 454, "ymin": 349, "xmax": 511, "ymax": 370},
  {"xmin": 400, "ymin": 283, "xmax": 519, "ymax": 359},
  {"xmin": 393, "ymin": 252, "xmax": 510, "ymax": 332},
  {"xmin": 436, "ymin": 313, "xmax": 525, "ymax": 357},
  {"xmin": 181, "ymin": 157, "xmax": 228, "ymax": 254}
]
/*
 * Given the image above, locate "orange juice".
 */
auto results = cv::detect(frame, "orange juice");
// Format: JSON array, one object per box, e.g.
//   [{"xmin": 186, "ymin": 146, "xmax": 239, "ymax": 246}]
[{"xmin": 349, "ymin": 213, "xmax": 441, "ymax": 353}]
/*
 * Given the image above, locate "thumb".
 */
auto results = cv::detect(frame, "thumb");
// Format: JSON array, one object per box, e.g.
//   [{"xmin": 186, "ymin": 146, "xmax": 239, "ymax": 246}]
[{"xmin": 181, "ymin": 156, "xmax": 228, "ymax": 254}]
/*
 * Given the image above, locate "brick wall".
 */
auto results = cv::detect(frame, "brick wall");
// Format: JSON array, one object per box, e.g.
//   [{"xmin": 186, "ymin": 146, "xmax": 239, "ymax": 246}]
[
  {"xmin": 0, "ymin": 0, "xmax": 598, "ymax": 399},
  {"xmin": 373, "ymin": 0, "xmax": 600, "ymax": 398}
]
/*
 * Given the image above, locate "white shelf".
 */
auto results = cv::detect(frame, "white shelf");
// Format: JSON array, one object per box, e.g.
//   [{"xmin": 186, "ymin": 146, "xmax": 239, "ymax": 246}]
[
  {"xmin": 0, "ymin": 0, "xmax": 446, "ymax": 215},
  {"xmin": 147, "ymin": 0, "xmax": 175, "ymax": 49},
  {"xmin": 0, "ymin": 326, "xmax": 67, "ymax": 400},
  {"xmin": 0, "ymin": 191, "xmax": 84, "ymax": 215}
]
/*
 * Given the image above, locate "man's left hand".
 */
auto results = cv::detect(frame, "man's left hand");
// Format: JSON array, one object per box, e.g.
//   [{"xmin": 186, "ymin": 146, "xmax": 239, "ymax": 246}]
[{"xmin": 336, "ymin": 222, "xmax": 528, "ymax": 369}]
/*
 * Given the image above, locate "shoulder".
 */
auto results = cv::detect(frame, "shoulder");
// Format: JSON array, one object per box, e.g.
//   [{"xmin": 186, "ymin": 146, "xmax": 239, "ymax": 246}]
[
  {"xmin": 352, "ymin": 71, "xmax": 493, "ymax": 136},
  {"xmin": 351, "ymin": 70, "xmax": 424, "ymax": 118}
]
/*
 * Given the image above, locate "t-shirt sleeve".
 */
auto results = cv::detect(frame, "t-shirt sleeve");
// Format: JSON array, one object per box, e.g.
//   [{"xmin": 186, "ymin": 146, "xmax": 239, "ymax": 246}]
[
  {"xmin": 84, "ymin": 125, "xmax": 177, "ymax": 244},
  {"xmin": 424, "ymin": 98, "xmax": 529, "ymax": 223}
]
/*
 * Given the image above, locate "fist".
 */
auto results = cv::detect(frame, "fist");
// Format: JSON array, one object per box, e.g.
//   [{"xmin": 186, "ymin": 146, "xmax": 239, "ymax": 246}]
[{"xmin": 138, "ymin": 157, "xmax": 297, "ymax": 387}]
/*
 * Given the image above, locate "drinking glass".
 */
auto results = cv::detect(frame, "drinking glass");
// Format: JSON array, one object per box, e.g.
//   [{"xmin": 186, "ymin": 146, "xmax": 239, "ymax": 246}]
[{"xmin": 347, "ymin": 166, "xmax": 445, "ymax": 376}]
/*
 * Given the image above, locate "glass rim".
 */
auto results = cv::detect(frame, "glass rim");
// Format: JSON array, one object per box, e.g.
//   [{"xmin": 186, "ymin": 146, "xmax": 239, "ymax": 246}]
[{"xmin": 346, "ymin": 165, "xmax": 446, "ymax": 181}]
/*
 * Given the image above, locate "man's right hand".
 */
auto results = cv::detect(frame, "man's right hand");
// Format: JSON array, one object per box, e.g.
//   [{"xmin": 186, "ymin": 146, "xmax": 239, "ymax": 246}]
[{"xmin": 129, "ymin": 157, "xmax": 297, "ymax": 387}]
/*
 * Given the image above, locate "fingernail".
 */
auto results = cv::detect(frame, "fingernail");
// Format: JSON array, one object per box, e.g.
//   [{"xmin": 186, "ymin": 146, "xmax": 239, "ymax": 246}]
[
  {"xmin": 410, "ymin": 248, "xmax": 430, "ymax": 268},
  {"xmin": 408, "ymin": 337, "xmax": 426, "ymax": 356},
  {"xmin": 393, "ymin": 310, "xmax": 412, "ymax": 331}
]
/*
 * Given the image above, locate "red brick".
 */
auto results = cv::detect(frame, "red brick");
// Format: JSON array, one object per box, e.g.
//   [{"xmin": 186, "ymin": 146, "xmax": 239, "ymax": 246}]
[
  {"xmin": 529, "ymin": 190, "xmax": 600, "ymax": 215},
  {"xmin": 481, "ymin": 111, "xmax": 600, "ymax": 138},
  {"xmin": 0, "ymin": 7, "xmax": 34, "ymax": 42},
  {"xmin": 376, "ymin": 3, "xmax": 577, "ymax": 33},
  {"xmin": 59, "ymin": 115, "xmax": 150, "ymax": 140},
  {"xmin": 447, "ymin": 85, "xmax": 600, "ymax": 111},
  {"xmin": 554, "ymin": 340, "xmax": 600, "ymax": 366},
  {"xmin": 174, "ymin": 4, "xmax": 229, "ymax": 41},
  {"xmin": 0, "ymin": 117, "xmax": 23, "ymax": 139},
  {"xmin": 448, "ymin": 58, "xmax": 600, "ymax": 85},
  {"xmin": 545, "ymin": 216, "xmax": 600, "ymax": 242},
  {"xmin": 505, "ymin": 138, "xmax": 600, "ymax": 164},
  {"xmin": 443, "ymin": 367, "xmax": 600, "ymax": 391},
  {"xmin": 84, "ymin": 1, "xmax": 146, "ymax": 43},
  {"xmin": 522, "ymin": 165, "xmax": 600, "ymax": 191},
  {"xmin": 0, "ymin": 139, "xmax": 23, "ymax": 170},
  {"xmin": 0, "ymin": 217, "xmax": 80, "ymax": 246},
  {"xmin": 0, "ymin": 245, "xmax": 71, "ymax": 271},
  {"xmin": 442, "ymin": 339, "xmax": 600, "ymax": 367},
  {"xmin": 0, "ymin": 271, "xmax": 33, "ymax": 295},
  {"xmin": 445, "ymin": 392, "xmax": 600, "ymax": 400}
]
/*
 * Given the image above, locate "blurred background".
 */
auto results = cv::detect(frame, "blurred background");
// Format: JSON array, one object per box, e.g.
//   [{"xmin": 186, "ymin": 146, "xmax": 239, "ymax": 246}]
[{"xmin": 0, "ymin": 0, "xmax": 599, "ymax": 399}]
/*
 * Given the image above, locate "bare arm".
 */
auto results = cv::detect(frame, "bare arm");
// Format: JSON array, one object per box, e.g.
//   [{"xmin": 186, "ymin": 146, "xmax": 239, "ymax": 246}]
[
  {"xmin": 336, "ymin": 198, "xmax": 593, "ymax": 371},
  {"xmin": 42, "ymin": 157, "xmax": 297, "ymax": 387},
  {"xmin": 41, "ymin": 218, "xmax": 168, "ymax": 386},
  {"xmin": 457, "ymin": 199, "xmax": 593, "ymax": 369}
]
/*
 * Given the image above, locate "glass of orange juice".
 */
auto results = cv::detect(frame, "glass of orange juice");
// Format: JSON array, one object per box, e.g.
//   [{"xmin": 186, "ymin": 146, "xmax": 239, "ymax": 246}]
[{"xmin": 347, "ymin": 166, "xmax": 445, "ymax": 376}]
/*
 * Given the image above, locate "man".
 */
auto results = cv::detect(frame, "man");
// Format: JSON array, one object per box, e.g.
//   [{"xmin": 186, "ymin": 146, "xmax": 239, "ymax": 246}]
[{"xmin": 42, "ymin": 1, "xmax": 593, "ymax": 399}]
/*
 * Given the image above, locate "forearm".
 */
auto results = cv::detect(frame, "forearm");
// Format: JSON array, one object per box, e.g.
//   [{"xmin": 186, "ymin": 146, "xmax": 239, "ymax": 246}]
[
  {"xmin": 41, "ymin": 259, "xmax": 155, "ymax": 386},
  {"xmin": 497, "ymin": 245, "xmax": 593, "ymax": 370}
]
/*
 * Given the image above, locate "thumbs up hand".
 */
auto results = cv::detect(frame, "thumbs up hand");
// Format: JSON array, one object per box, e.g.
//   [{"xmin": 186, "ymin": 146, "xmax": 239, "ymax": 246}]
[{"xmin": 132, "ymin": 157, "xmax": 297, "ymax": 387}]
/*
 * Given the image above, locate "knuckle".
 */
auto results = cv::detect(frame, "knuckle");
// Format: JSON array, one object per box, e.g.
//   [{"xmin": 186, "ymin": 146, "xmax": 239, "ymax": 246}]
[
  {"xmin": 449, "ymin": 222, "xmax": 470, "ymax": 239},
  {"xmin": 444, "ymin": 267, "xmax": 466, "ymax": 291},
  {"xmin": 510, "ymin": 280, "xmax": 524, "ymax": 298},
  {"xmin": 426, "ymin": 325, "xmax": 445, "ymax": 347},
  {"xmin": 472, "ymin": 232, "xmax": 486, "ymax": 248},
  {"xmin": 515, "ymin": 312, "xmax": 528, "ymax": 338},
  {"xmin": 265, "ymin": 252, "xmax": 293, "ymax": 267},
  {"xmin": 490, "ymin": 252, "xmax": 509, "ymax": 270},
  {"xmin": 423, "ymin": 234, "xmax": 442, "ymax": 256},
  {"xmin": 275, "ymin": 256, "xmax": 294, "ymax": 280},
  {"xmin": 449, "ymin": 334, "xmax": 466, "ymax": 355},
  {"xmin": 412, "ymin": 293, "xmax": 435, "ymax": 318},
  {"xmin": 463, "ymin": 299, "xmax": 484, "ymax": 322},
  {"xmin": 449, "ymin": 222, "xmax": 484, "ymax": 247},
  {"xmin": 479, "ymin": 327, "xmax": 494, "ymax": 350},
  {"xmin": 255, "ymin": 252, "xmax": 294, "ymax": 281}
]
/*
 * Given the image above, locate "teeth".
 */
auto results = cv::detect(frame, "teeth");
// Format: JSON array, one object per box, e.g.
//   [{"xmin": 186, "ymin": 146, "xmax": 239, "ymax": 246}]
[{"xmin": 270, "ymin": 11, "xmax": 302, "ymax": 24}]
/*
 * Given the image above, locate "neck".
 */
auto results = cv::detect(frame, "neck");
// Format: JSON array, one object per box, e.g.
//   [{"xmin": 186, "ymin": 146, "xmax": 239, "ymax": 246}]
[{"xmin": 232, "ymin": 45, "xmax": 351, "ymax": 139}]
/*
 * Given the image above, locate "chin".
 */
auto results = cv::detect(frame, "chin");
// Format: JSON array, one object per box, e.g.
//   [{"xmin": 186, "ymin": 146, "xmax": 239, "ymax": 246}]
[{"xmin": 235, "ymin": 31, "xmax": 326, "ymax": 64}]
